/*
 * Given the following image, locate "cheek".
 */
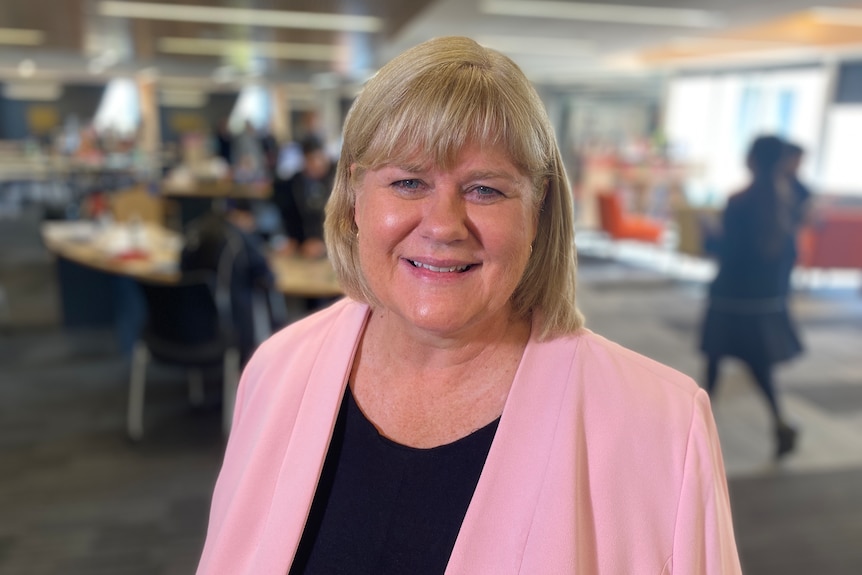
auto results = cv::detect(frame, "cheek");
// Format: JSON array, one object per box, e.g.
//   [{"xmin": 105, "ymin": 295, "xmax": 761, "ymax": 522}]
[
  {"xmin": 380, "ymin": 211, "xmax": 404, "ymax": 232},
  {"xmin": 365, "ymin": 196, "xmax": 415, "ymax": 237}
]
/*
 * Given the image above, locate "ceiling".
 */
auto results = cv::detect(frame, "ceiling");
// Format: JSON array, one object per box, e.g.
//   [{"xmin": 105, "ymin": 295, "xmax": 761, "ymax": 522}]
[{"xmin": 3, "ymin": 0, "xmax": 862, "ymax": 94}]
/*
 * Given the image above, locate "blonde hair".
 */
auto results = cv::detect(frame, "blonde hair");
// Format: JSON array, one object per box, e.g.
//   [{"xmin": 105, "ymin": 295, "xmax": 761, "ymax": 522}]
[{"xmin": 325, "ymin": 36, "xmax": 582, "ymax": 339}]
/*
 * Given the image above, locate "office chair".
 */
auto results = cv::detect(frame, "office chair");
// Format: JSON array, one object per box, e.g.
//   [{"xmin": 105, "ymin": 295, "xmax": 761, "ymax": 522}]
[
  {"xmin": 596, "ymin": 191, "xmax": 665, "ymax": 244},
  {"xmin": 127, "ymin": 223, "xmax": 284, "ymax": 441},
  {"xmin": 126, "ymin": 266, "xmax": 240, "ymax": 441}
]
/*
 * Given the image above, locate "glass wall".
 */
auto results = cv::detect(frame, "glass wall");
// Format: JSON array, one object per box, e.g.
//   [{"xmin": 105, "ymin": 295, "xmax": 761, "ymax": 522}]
[{"xmin": 664, "ymin": 66, "xmax": 828, "ymax": 205}]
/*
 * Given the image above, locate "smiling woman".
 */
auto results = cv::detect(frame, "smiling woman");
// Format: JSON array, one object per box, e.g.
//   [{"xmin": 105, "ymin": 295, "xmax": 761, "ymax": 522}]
[
  {"xmin": 351, "ymin": 142, "xmax": 537, "ymax": 342},
  {"xmin": 197, "ymin": 36, "xmax": 742, "ymax": 575}
]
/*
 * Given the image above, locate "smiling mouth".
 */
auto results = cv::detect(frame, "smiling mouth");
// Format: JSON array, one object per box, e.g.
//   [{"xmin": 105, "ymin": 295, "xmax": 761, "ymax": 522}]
[{"xmin": 407, "ymin": 260, "xmax": 474, "ymax": 273}]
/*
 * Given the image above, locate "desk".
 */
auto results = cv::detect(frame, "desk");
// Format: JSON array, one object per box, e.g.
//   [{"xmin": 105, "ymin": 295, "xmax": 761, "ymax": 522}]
[
  {"xmin": 161, "ymin": 180, "xmax": 271, "ymax": 199},
  {"xmin": 41, "ymin": 221, "xmax": 342, "ymax": 296},
  {"xmin": 42, "ymin": 221, "xmax": 342, "ymax": 352},
  {"xmin": 42, "ymin": 221, "xmax": 181, "ymax": 285}
]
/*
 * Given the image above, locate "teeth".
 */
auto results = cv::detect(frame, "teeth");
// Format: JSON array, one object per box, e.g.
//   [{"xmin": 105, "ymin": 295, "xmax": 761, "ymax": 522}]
[{"xmin": 410, "ymin": 260, "xmax": 470, "ymax": 273}]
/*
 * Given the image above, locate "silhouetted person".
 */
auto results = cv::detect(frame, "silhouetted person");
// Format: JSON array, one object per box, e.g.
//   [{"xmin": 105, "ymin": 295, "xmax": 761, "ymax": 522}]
[
  {"xmin": 699, "ymin": 135, "xmax": 803, "ymax": 458},
  {"xmin": 232, "ymin": 120, "xmax": 265, "ymax": 181},
  {"xmin": 272, "ymin": 135, "xmax": 334, "ymax": 259},
  {"xmin": 258, "ymin": 127, "xmax": 280, "ymax": 180},
  {"xmin": 181, "ymin": 199, "xmax": 274, "ymax": 364},
  {"xmin": 779, "ymin": 140, "xmax": 814, "ymax": 294},
  {"xmin": 214, "ymin": 118, "xmax": 233, "ymax": 166},
  {"xmin": 782, "ymin": 141, "xmax": 813, "ymax": 224}
]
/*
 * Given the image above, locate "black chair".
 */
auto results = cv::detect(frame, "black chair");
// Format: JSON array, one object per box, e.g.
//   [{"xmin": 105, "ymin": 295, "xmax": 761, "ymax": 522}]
[{"xmin": 126, "ymin": 269, "xmax": 240, "ymax": 440}]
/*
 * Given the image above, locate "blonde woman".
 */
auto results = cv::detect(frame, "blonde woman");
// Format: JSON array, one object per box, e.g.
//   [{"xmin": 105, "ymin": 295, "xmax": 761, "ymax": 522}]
[{"xmin": 198, "ymin": 37, "xmax": 741, "ymax": 574}]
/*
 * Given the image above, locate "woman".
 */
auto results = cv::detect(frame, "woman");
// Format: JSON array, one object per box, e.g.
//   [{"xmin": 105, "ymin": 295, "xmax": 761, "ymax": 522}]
[
  {"xmin": 700, "ymin": 135, "xmax": 804, "ymax": 458},
  {"xmin": 198, "ymin": 37, "xmax": 740, "ymax": 574}
]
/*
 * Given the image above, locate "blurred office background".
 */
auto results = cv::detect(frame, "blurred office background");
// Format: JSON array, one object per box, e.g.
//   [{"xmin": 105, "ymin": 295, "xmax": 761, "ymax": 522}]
[{"xmin": 1, "ymin": 1, "xmax": 862, "ymax": 573}]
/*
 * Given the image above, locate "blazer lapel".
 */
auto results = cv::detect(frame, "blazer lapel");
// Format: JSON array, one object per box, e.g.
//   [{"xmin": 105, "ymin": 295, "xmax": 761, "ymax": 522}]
[
  {"xmin": 446, "ymin": 331, "xmax": 581, "ymax": 574},
  {"xmin": 250, "ymin": 301, "xmax": 370, "ymax": 574}
]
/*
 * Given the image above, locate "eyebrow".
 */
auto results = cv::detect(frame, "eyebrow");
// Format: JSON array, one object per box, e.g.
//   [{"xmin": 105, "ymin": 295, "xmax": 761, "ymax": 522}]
[
  {"xmin": 385, "ymin": 165, "xmax": 520, "ymax": 181},
  {"xmin": 464, "ymin": 169, "xmax": 521, "ymax": 183}
]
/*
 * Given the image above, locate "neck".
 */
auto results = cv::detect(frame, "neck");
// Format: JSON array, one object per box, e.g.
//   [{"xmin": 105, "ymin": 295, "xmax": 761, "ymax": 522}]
[
  {"xmin": 364, "ymin": 306, "xmax": 531, "ymax": 374},
  {"xmin": 348, "ymin": 305, "xmax": 531, "ymax": 447}
]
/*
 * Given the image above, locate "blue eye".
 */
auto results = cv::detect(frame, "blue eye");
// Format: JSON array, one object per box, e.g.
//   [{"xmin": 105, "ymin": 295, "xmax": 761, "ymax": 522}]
[
  {"xmin": 470, "ymin": 185, "xmax": 504, "ymax": 201},
  {"xmin": 394, "ymin": 179, "xmax": 421, "ymax": 190}
]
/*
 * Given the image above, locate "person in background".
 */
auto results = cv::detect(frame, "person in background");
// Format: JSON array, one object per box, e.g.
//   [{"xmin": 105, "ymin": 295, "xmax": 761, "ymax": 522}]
[
  {"xmin": 198, "ymin": 37, "xmax": 741, "ymax": 574},
  {"xmin": 276, "ymin": 110, "xmax": 326, "ymax": 180},
  {"xmin": 213, "ymin": 118, "xmax": 233, "ymax": 168},
  {"xmin": 231, "ymin": 120, "xmax": 265, "ymax": 181},
  {"xmin": 780, "ymin": 140, "xmax": 815, "ymax": 296},
  {"xmin": 700, "ymin": 135, "xmax": 804, "ymax": 458},
  {"xmin": 180, "ymin": 199, "xmax": 274, "ymax": 365},
  {"xmin": 258, "ymin": 126, "xmax": 280, "ymax": 181},
  {"xmin": 272, "ymin": 135, "xmax": 335, "ymax": 258},
  {"xmin": 782, "ymin": 141, "xmax": 813, "ymax": 222}
]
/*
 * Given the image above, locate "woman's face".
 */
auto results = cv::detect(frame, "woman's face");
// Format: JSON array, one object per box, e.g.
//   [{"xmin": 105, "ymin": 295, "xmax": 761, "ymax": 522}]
[{"xmin": 353, "ymin": 141, "xmax": 538, "ymax": 339}]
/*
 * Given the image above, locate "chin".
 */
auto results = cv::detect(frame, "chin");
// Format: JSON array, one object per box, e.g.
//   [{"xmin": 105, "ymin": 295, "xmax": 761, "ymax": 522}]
[{"xmin": 401, "ymin": 304, "xmax": 474, "ymax": 335}]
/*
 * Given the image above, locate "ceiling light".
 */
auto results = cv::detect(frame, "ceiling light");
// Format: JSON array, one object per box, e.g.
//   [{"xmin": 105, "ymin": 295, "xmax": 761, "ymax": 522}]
[
  {"xmin": 0, "ymin": 28, "xmax": 44, "ymax": 45},
  {"xmin": 477, "ymin": 35, "xmax": 592, "ymax": 55},
  {"xmin": 158, "ymin": 38, "xmax": 340, "ymax": 62},
  {"xmin": 481, "ymin": 0, "xmax": 723, "ymax": 28},
  {"xmin": 100, "ymin": 1, "xmax": 382, "ymax": 32}
]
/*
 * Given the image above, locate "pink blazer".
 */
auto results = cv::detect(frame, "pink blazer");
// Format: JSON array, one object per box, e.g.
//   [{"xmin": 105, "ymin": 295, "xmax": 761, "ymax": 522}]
[{"xmin": 198, "ymin": 298, "xmax": 741, "ymax": 574}]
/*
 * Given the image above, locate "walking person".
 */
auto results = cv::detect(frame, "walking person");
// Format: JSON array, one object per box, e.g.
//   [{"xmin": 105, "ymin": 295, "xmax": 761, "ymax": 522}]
[{"xmin": 700, "ymin": 135, "xmax": 804, "ymax": 458}]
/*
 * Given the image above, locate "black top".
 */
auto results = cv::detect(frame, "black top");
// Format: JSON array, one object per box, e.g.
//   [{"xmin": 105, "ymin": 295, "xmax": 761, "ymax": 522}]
[{"xmin": 289, "ymin": 388, "xmax": 499, "ymax": 575}]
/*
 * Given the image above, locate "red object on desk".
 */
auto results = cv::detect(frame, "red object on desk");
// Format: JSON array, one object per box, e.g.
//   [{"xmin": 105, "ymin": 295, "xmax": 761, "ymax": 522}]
[{"xmin": 114, "ymin": 249, "xmax": 150, "ymax": 261}]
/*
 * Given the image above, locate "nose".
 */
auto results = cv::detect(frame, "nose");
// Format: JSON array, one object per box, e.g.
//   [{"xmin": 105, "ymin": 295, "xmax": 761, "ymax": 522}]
[{"xmin": 419, "ymin": 184, "xmax": 469, "ymax": 244}]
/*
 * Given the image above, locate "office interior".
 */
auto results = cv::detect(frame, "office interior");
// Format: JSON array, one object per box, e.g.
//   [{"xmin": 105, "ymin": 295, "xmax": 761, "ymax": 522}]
[{"xmin": 1, "ymin": 1, "xmax": 861, "ymax": 573}]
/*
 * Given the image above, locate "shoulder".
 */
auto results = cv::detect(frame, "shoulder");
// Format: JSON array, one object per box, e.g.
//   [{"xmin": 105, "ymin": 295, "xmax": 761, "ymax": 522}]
[
  {"xmin": 532, "ymin": 329, "xmax": 703, "ymax": 429},
  {"xmin": 724, "ymin": 191, "xmax": 750, "ymax": 212},
  {"xmin": 722, "ymin": 191, "xmax": 757, "ymax": 226},
  {"xmin": 573, "ymin": 329, "xmax": 699, "ymax": 397},
  {"xmin": 537, "ymin": 329, "xmax": 697, "ymax": 393}
]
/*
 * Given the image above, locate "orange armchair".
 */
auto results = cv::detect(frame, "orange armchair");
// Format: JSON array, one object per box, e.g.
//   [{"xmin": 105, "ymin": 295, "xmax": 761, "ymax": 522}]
[
  {"xmin": 797, "ymin": 209, "xmax": 862, "ymax": 270},
  {"xmin": 596, "ymin": 191, "xmax": 664, "ymax": 244}
]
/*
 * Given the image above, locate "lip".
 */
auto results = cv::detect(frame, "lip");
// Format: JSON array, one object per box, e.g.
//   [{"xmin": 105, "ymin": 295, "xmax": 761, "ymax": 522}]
[{"xmin": 402, "ymin": 257, "xmax": 480, "ymax": 275}]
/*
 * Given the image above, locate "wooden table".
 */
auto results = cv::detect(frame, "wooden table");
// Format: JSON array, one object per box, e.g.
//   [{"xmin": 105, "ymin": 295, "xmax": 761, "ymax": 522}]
[
  {"xmin": 41, "ymin": 221, "xmax": 342, "ymax": 297},
  {"xmin": 160, "ymin": 180, "xmax": 272, "ymax": 199}
]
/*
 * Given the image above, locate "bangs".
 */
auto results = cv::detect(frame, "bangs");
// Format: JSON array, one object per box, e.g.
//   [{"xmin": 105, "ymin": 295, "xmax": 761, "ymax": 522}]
[{"xmin": 355, "ymin": 61, "xmax": 548, "ymax": 177}]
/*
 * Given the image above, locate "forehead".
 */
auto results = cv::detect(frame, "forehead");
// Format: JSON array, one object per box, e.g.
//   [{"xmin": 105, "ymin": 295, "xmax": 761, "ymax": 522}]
[{"xmin": 368, "ymin": 137, "xmax": 525, "ymax": 174}]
